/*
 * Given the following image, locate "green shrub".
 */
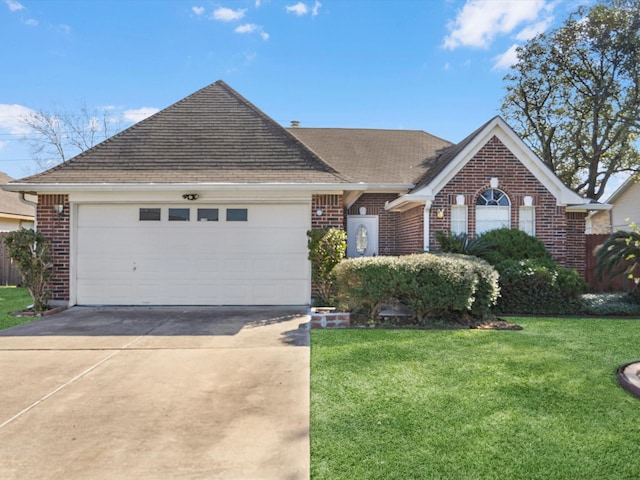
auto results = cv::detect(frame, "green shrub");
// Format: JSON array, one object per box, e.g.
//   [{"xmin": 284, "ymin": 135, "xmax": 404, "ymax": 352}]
[
  {"xmin": 332, "ymin": 256, "xmax": 400, "ymax": 319},
  {"xmin": 3, "ymin": 229, "xmax": 52, "ymax": 311},
  {"xmin": 556, "ymin": 266, "xmax": 588, "ymax": 298},
  {"xmin": 456, "ymin": 254, "xmax": 501, "ymax": 319},
  {"xmin": 333, "ymin": 253, "xmax": 500, "ymax": 324},
  {"xmin": 395, "ymin": 254, "xmax": 477, "ymax": 322},
  {"xmin": 434, "ymin": 231, "xmax": 494, "ymax": 257},
  {"xmin": 493, "ymin": 259, "xmax": 583, "ymax": 315},
  {"xmin": 477, "ymin": 228, "xmax": 552, "ymax": 266},
  {"xmin": 581, "ymin": 293, "xmax": 640, "ymax": 316},
  {"xmin": 307, "ymin": 228, "xmax": 347, "ymax": 305}
]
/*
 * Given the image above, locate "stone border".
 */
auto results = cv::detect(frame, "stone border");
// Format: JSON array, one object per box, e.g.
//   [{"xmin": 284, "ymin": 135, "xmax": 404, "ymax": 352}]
[{"xmin": 616, "ymin": 361, "xmax": 640, "ymax": 399}]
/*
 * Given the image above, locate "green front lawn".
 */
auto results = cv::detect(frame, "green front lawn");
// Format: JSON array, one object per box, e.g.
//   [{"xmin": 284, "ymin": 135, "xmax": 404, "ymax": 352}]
[
  {"xmin": 311, "ymin": 318, "xmax": 640, "ymax": 479},
  {"xmin": 0, "ymin": 287, "xmax": 35, "ymax": 330}
]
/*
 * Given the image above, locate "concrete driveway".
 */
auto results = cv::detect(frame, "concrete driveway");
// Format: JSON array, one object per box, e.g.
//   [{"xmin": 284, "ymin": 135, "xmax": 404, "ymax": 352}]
[{"xmin": 0, "ymin": 307, "xmax": 310, "ymax": 480}]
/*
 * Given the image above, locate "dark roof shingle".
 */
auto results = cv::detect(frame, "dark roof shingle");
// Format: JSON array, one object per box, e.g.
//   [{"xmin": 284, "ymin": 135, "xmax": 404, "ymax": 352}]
[
  {"xmin": 17, "ymin": 81, "xmax": 349, "ymax": 184},
  {"xmin": 287, "ymin": 128, "xmax": 453, "ymax": 185}
]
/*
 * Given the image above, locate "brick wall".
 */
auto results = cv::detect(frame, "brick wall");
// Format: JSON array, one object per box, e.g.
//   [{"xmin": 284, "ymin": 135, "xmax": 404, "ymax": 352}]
[
  {"xmin": 311, "ymin": 194, "xmax": 344, "ymax": 229},
  {"xmin": 345, "ymin": 193, "xmax": 398, "ymax": 255},
  {"xmin": 37, "ymin": 194, "xmax": 70, "ymax": 303},
  {"xmin": 396, "ymin": 205, "xmax": 424, "ymax": 255},
  {"xmin": 430, "ymin": 135, "xmax": 584, "ymax": 270},
  {"xmin": 566, "ymin": 211, "xmax": 587, "ymax": 276}
]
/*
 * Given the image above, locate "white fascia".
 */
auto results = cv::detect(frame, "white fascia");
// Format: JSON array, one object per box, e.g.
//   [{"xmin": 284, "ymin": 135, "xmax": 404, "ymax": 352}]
[
  {"xmin": 566, "ymin": 202, "xmax": 612, "ymax": 212},
  {"xmin": 384, "ymin": 194, "xmax": 433, "ymax": 212},
  {"xmin": 410, "ymin": 117, "xmax": 591, "ymax": 208}
]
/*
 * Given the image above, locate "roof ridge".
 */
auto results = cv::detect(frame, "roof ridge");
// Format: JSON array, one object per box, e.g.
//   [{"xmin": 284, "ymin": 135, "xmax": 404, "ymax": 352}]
[{"xmin": 217, "ymin": 82, "xmax": 353, "ymax": 182}]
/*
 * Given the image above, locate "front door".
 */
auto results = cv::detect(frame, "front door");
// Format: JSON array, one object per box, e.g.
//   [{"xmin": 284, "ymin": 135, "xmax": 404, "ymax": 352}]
[{"xmin": 346, "ymin": 216, "xmax": 379, "ymax": 257}]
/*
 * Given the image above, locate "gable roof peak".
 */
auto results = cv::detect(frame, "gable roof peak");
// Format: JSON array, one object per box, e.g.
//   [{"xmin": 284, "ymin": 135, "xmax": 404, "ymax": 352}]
[{"xmin": 13, "ymin": 80, "xmax": 349, "ymax": 185}]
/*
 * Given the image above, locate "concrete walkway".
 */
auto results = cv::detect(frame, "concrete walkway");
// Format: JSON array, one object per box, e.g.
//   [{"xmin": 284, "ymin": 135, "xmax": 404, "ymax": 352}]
[{"xmin": 0, "ymin": 307, "xmax": 310, "ymax": 479}]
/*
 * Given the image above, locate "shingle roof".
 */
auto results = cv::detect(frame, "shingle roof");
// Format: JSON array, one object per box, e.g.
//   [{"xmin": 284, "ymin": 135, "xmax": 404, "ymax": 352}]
[
  {"xmin": 410, "ymin": 117, "xmax": 496, "ymax": 192},
  {"xmin": 287, "ymin": 128, "xmax": 453, "ymax": 185},
  {"xmin": 0, "ymin": 172, "xmax": 35, "ymax": 217},
  {"xmin": 16, "ymin": 81, "xmax": 349, "ymax": 185}
]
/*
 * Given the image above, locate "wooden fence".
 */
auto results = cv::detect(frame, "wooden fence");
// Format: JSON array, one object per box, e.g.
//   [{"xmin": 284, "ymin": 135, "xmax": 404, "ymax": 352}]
[
  {"xmin": 0, "ymin": 232, "xmax": 22, "ymax": 286},
  {"xmin": 585, "ymin": 233, "xmax": 630, "ymax": 293}
]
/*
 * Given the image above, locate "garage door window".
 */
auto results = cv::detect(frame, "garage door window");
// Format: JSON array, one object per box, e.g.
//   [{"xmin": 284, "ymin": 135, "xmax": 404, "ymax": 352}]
[
  {"xmin": 198, "ymin": 208, "xmax": 219, "ymax": 222},
  {"xmin": 139, "ymin": 208, "xmax": 161, "ymax": 221},
  {"xmin": 227, "ymin": 208, "xmax": 248, "ymax": 222},
  {"xmin": 169, "ymin": 208, "xmax": 190, "ymax": 221}
]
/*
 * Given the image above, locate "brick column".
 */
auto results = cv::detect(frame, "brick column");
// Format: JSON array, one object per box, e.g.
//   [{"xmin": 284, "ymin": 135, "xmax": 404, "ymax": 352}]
[{"xmin": 37, "ymin": 194, "xmax": 70, "ymax": 303}]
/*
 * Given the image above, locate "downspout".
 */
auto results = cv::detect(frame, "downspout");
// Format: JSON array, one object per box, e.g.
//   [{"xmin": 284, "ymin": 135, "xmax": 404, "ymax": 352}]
[
  {"xmin": 423, "ymin": 200, "xmax": 431, "ymax": 251},
  {"xmin": 19, "ymin": 193, "xmax": 38, "ymax": 229}
]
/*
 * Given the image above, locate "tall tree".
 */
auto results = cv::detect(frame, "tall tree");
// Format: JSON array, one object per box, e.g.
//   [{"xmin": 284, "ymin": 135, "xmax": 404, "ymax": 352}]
[
  {"xmin": 501, "ymin": 0, "xmax": 640, "ymax": 200},
  {"xmin": 22, "ymin": 104, "xmax": 123, "ymax": 172}
]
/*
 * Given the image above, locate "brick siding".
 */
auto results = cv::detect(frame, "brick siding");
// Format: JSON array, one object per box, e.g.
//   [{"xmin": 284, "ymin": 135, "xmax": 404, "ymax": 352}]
[
  {"xmin": 311, "ymin": 194, "xmax": 344, "ymax": 229},
  {"xmin": 429, "ymin": 135, "xmax": 586, "ymax": 270},
  {"xmin": 37, "ymin": 194, "xmax": 70, "ymax": 302},
  {"xmin": 396, "ymin": 205, "xmax": 424, "ymax": 255}
]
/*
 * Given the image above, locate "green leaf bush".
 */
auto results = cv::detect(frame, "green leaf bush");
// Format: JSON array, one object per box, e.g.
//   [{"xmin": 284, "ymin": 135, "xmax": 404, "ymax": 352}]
[
  {"xmin": 332, "ymin": 253, "xmax": 499, "ymax": 324},
  {"xmin": 307, "ymin": 227, "xmax": 347, "ymax": 305},
  {"xmin": 493, "ymin": 259, "xmax": 585, "ymax": 315},
  {"xmin": 581, "ymin": 293, "xmax": 640, "ymax": 316},
  {"xmin": 3, "ymin": 229, "xmax": 53, "ymax": 311},
  {"xmin": 476, "ymin": 227, "xmax": 553, "ymax": 265}
]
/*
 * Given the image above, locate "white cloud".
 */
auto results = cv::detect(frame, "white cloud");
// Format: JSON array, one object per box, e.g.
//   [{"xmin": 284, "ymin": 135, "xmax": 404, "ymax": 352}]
[
  {"xmin": 24, "ymin": 18, "xmax": 37, "ymax": 26},
  {"xmin": 443, "ymin": 0, "xmax": 549, "ymax": 50},
  {"xmin": 235, "ymin": 23, "xmax": 269, "ymax": 40},
  {"xmin": 492, "ymin": 44, "xmax": 520, "ymax": 70},
  {"xmin": 286, "ymin": 2, "xmax": 308, "ymax": 16},
  {"xmin": 5, "ymin": 0, "xmax": 24, "ymax": 12},
  {"xmin": 312, "ymin": 1, "xmax": 321, "ymax": 16},
  {"xmin": 192, "ymin": 6, "xmax": 205, "ymax": 16},
  {"xmin": 0, "ymin": 104, "xmax": 35, "ymax": 135},
  {"xmin": 515, "ymin": 18, "xmax": 552, "ymax": 41},
  {"xmin": 0, "ymin": 140, "xmax": 8, "ymax": 151},
  {"xmin": 213, "ymin": 7, "xmax": 246, "ymax": 22},
  {"xmin": 123, "ymin": 107, "xmax": 159, "ymax": 123},
  {"xmin": 235, "ymin": 23, "xmax": 257, "ymax": 34}
]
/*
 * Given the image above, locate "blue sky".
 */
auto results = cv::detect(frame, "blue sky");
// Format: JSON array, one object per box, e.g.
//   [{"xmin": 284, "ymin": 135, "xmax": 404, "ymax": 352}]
[{"xmin": 0, "ymin": 0, "xmax": 590, "ymax": 181}]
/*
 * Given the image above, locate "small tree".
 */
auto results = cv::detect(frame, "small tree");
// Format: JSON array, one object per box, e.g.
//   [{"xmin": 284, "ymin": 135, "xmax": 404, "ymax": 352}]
[
  {"xmin": 3, "ymin": 229, "xmax": 53, "ymax": 311},
  {"xmin": 307, "ymin": 228, "xmax": 347, "ymax": 305},
  {"xmin": 596, "ymin": 222, "xmax": 640, "ymax": 297}
]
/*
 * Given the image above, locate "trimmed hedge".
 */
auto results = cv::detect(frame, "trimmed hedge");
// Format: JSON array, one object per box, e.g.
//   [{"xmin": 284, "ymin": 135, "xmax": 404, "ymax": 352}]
[
  {"xmin": 332, "ymin": 253, "xmax": 499, "ymax": 323},
  {"xmin": 493, "ymin": 260, "xmax": 585, "ymax": 315},
  {"xmin": 477, "ymin": 227, "xmax": 552, "ymax": 266}
]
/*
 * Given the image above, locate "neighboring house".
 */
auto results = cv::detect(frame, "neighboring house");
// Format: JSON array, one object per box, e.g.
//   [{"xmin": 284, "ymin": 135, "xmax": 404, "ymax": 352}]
[
  {"xmin": 0, "ymin": 172, "xmax": 35, "ymax": 231},
  {"xmin": 1, "ymin": 81, "xmax": 607, "ymax": 307},
  {"xmin": 587, "ymin": 175, "xmax": 639, "ymax": 233}
]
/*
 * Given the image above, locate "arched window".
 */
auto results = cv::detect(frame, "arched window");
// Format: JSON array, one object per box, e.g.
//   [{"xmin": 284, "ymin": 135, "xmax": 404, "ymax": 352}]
[{"xmin": 476, "ymin": 189, "xmax": 510, "ymax": 234}]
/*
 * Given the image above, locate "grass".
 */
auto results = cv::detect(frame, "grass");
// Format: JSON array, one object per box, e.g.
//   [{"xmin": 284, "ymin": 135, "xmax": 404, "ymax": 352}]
[
  {"xmin": 311, "ymin": 317, "xmax": 640, "ymax": 480},
  {"xmin": 0, "ymin": 287, "xmax": 37, "ymax": 330}
]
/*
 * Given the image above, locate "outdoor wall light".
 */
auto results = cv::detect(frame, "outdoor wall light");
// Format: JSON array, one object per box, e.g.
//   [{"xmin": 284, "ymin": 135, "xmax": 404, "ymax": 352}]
[
  {"xmin": 436, "ymin": 208, "xmax": 445, "ymax": 218},
  {"xmin": 53, "ymin": 204, "xmax": 64, "ymax": 215},
  {"xmin": 316, "ymin": 209, "xmax": 323, "ymax": 216},
  {"xmin": 182, "ymin": 193, "xmax": 199, "ymax": 201}
]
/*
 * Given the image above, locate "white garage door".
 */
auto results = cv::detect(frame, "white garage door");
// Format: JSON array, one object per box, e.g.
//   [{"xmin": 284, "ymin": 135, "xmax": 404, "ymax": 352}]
[{"xmin": 76, "ymin": 203, "xmax": 310, "ymax": 305}]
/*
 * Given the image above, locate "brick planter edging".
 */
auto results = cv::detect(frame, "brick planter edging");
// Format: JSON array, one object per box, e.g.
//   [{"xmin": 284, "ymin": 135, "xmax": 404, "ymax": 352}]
[{"xmin": 309, "ymin": 308, "xmax": 350, "ymax": 329}]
